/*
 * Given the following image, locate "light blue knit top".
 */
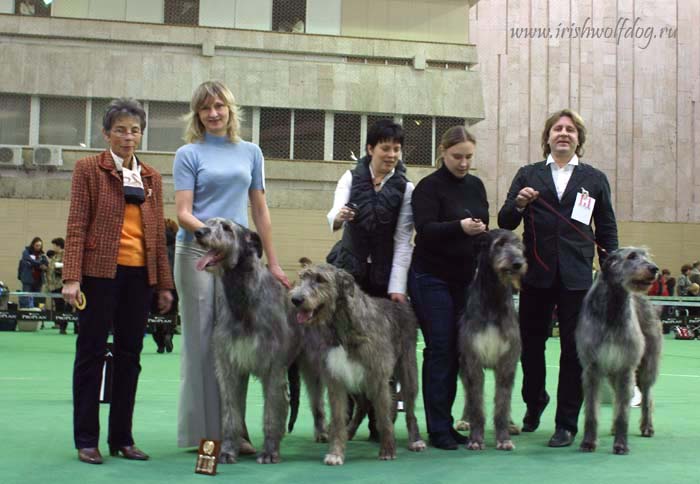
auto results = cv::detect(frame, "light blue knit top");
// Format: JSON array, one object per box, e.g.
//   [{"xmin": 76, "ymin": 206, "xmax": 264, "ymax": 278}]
[{"xmin": 173, "ymin": 133, "xmax": 265, "ymax": 242}]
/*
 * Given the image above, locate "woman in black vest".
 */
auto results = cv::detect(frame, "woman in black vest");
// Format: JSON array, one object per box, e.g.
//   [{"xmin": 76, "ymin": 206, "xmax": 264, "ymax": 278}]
[
  {"xmin": 327, "ymin": 120, "xmax": 414, "ymax": 301},
  {"xmin": 326, "ymin": 120, "xmax": 415, "ymax": 439},
  {"xmin": 408, "ymin": 126, "xmax": 488, "ymax": 450}
]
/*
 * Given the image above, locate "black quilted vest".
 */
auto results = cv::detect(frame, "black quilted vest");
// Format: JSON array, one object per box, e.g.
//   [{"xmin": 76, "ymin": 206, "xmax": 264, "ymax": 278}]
[{"xmin": 332, "ymin": 156, "xmax": 407, "ymax": 291}]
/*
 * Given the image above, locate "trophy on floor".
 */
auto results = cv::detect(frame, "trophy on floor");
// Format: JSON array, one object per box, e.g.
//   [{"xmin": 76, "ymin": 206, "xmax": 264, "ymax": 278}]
[{"xmin": 195, "ymin": 439, "xmax": 220, "ymax": 476}]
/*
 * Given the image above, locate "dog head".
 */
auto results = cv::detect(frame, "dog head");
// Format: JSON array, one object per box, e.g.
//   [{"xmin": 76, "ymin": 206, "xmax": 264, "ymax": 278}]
[
  {"xmin": 477, "ymin": 229, "xmax": 528, "ymax": 290},
  {"xmin": 289, "ymin": 264, "xmax": 353, "ymax": 325},
  {"xmin": 193, "ymin": 218, "xmax": 262, "ymax": 274},
  {"xmin": 601, "ymin": 247, "xmax": 658, "ymax": 293}
]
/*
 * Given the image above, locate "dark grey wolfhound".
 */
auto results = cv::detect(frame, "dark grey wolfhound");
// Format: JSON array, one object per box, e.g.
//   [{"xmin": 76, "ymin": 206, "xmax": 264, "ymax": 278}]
[
  {"xmin": 576, "ymin": 247, "xmax": 662, "ymax": 455},
  {"xmin": 457, "ymin": 229, "xmax": 527, "ymax": 451},
  {"xmin": 194, "ymin": 218, "xmax": 326, "ymax": 464},
  {"xmin": 290, "ymin": 264, "xmax": 426, "ymax": 465}
]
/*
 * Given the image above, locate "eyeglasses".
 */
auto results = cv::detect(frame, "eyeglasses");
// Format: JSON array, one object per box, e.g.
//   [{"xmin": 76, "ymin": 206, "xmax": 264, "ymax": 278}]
[{"xmin": 111, "ymin": 127, "xmax": 142, "ymax": 137}]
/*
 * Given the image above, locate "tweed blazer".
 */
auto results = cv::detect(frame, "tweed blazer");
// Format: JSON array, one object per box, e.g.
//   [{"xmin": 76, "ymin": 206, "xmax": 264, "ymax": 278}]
[
  {"xmin": 498, "ymin": 160, "xmax": 618, "ymax": 290},
  {"xmin": 63, "ymin": 151, "xmax": 174, "ymax": 290}
]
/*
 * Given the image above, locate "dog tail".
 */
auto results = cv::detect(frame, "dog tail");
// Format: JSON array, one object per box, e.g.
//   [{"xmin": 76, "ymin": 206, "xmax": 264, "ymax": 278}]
[{"xmin": 287, "ymin": 362, "xmax": 301, "ymax": 433}]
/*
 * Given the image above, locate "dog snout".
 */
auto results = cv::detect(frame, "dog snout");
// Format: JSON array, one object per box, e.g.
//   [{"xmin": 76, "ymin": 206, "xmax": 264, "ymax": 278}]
[
  {"xmin": 291, "ymin": 295, "xmax": 305, "ymax": 307},
  {"xmin": 194, "ymin": 227, "xmax": 210, "ymax": 240},
  {"xmin": 512, "ymin": 261, "xmax": 523, "ymax": 271},
  {"xmin": 649, "ymin": 264, "xmax": 659, "ymax": 275}
]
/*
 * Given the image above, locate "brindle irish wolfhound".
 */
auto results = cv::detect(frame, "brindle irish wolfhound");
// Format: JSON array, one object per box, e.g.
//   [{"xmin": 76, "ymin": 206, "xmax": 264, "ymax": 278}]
[
  {"xmin": 194, "ymin": 218, "xmax": 326, "ymax": 464},
  {"xmin": 577, "ymin": 247, "xmax": 662, "ymax": 455},
  {"xmin": 290, "ymin": 264, "xmax": 426, "ymax": 465},
  {"xmin": 458, "ymin": 229, "xmax": 527, "ymax": 451}
]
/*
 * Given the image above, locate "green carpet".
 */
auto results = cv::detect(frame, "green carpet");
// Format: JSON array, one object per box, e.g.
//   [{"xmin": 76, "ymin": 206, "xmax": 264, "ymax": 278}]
[{"xmin": 1, "ymin": 328, "xmax": 698, "ymax": 484}]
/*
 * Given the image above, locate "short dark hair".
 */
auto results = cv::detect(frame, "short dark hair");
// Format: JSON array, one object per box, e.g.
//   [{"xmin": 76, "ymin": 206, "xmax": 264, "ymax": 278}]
[
  {"xmin": 541, "ymin": 108, "xmax": 587, "ymax": 158},
  {"xmin": 103, "ymin": 98, "xmax": 147, "ymax": 132},
  {"xmin": 662, "ymin": 268, "xmax": 671, "ymax": 276},
  {"xmin": 51, "ymin": 237, "xmax": 65, "ymax": 249},
  {"xmin": 365, "ymin": 119, "xmax": 404, "ymax": 153},
  {"xmin": 682, "ymin": 264, "xmax": 692, "ymax": 273}
]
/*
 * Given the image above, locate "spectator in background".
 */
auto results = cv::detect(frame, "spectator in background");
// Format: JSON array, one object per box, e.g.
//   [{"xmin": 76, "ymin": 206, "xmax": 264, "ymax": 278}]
[
  {"xmin": 665, "ymin": 270, "xmax": 676, "ymax": 297},
  {"xmin": 18, "ymin": 237, "xmax": 49, "ymax": 308},
  {"xmin": 47, "ymin": 237, "xmax": 68, "ymax": 334},
  {"xmin": 689, "ymin": 261, "xmax": 700, "ymax": 285},
  {"xmin": 677, "ymin": 264, "xmax": 692, "ymax": 296},
  {"xmin": 648, "ymin": 270, "xmax": 669, "ymax": 297}
]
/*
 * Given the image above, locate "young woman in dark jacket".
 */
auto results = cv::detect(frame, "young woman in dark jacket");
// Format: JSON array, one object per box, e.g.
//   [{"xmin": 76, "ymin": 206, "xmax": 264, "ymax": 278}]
[{"xmin": 408, "ymin": 126, "xmax": 488, "ymax": 450}]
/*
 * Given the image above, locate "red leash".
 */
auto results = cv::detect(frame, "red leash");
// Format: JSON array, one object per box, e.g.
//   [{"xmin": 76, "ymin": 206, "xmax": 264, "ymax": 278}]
[{"xmin": 527, "ymin": 197, "xmax": 608, "ymax": 272}]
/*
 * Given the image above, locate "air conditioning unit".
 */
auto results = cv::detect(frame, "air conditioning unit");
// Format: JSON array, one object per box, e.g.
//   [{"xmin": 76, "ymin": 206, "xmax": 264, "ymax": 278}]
[
  {"xmin": 33, "ymin": 146, "xmax": 63, "ymax": 167},
  {"xmin": 0, "ymin": 145, "xmax": 23, "ymax": 166}
]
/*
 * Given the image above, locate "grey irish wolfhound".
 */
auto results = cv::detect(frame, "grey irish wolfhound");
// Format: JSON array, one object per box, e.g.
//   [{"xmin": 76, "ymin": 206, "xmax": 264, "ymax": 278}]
[
  {"xmin": 576, "ymin": 247, "xmax": 663, "ymax": 455},
  {"xmin": 457, "ymin": 229, "xmax": 527, "ymax": 451},
  {"xmin": 289, "ymin": 264, "xmax": 426, "ymax": 465},
  {"xmin": 194, "ymin": 218, "xmax": 326, "ymax": 464}
]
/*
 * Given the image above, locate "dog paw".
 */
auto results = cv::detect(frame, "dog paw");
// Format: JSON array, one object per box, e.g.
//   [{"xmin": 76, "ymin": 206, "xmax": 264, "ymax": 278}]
[
  {"xmin": 579, "ymin": 441, "xmax": 596, "ymax": 452},
  {"xmin": 378, "ymin": 449, "xmax": 397, "ymax": 461},
  {"xmin": 324, "ymin": 453, "xmax": 344, "ymax": 466},
  {"xmin": 466, "ymin": 440, "xmax": 485, "ymax": 450},
  {"xmin": 613, "ymin": 443, "xmax": 629, "ymax": 455},
  {"xmin": 256, "ymin": 451, "xmax": 281, "ymax": 464},
  {"xmin": 496, "ymin": 440, "xmax": 515, "ymax": 451},
  {"xmin": 219, "ymin": 451, "xmax": 238, "ymax": 464},
  {"xmin": 508, "ymin": 422, "xmax": 521, "ymax": 435},
  {"xmin": 315, "ymin": 431, "xmax": 329, "ymax": 443},
  {"xmin": 455, "ymin": 420, "xmax": 470, "ymax": 431},
  {"xmin": 239, "ymin": 441, "xmax": 257, "ymax": 455},
  {"xmin": 640, "ymin": 426, "xmax": 654, "ymax": 438},
  {"xmin": 408, "ymin": 440, "xmax": 427, "ymax": 452}
]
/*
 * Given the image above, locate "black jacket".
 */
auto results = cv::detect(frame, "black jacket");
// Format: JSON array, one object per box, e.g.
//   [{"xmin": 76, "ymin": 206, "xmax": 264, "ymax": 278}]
[{"xmin": 498, "ymin": 160, "xmax": 618, "ymax": 290}]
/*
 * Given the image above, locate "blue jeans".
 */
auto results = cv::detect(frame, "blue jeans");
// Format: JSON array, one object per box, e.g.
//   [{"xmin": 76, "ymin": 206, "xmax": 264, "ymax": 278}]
[{"xmin": 408, "ymin": 267, "xmax": 467, "ymax": 435}]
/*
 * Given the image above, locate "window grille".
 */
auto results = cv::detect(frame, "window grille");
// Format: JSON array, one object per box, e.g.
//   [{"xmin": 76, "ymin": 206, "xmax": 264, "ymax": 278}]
[
  {"xmin": 39, "ymin": 97, "xmax": 86, "ymax": 146},
  {"xmin": 293, "ymin": 109, "xmax": 324, "ymax": 160},
  {"xmin": 0, "ymin": 94, "xmax": 30, "ymax": 145},
  {"xmin": 259, "ymin": 107, "xmax": 291, "ymax": 159},
  {"xmin": 333, "ymin": 113, "xmax": 361, "ymax": 161}
]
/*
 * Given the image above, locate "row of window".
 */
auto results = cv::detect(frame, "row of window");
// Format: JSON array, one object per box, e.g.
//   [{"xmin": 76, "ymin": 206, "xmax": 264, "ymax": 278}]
[
  {"xmin": 0, "ymin": 94, "xmax": 465, "ymax": 165},
  {"xmin": 14, "ymin": 0, "xmax": 314, "ymax": 33}
]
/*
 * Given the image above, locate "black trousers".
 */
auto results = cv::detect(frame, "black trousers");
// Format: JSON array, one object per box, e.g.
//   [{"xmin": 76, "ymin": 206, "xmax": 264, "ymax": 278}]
[
  {"xmin": 518, "ymin": 278, "xmax": 587, "ymax": 434},
  {"xmin": 73, "ymin": 266, "xmax": 153, "ymax": 449}
]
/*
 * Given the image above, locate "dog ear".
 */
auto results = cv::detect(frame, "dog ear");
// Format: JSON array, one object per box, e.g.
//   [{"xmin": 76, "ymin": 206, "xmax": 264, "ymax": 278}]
[
  {"xmin": 336, "ymin": 269, "xmax": 355, "ymax": 299},
  {"xmin": 245, "ymin": 231, "xmax": 263, "ymax": 258}
]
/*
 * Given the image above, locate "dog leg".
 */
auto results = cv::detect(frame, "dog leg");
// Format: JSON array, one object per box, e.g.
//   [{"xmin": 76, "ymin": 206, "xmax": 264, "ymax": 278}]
[
  {"xmin": 397, "ymin": 349, "xmax": 426, "ymax": 452},
  {"xmin": 462, "ymin": 362, "xmax": 486, "ymax": 450},
  {"xmin": 494, "ymin": 362, "xmax": 517, "ymax": 451},
  {"xmin": 346, "ymin": 394, "xmax": 369, "ymax": 441},
  {"xmin": 611, "ymin": 370, "xmax": 634, "ymax": 455},
  {"xmin": 219, "ymin": 370, "xmax": 249, "ymax": 464},
  {"xmin": 301, "ymin": 363, "xmax": 328, "ymax": 443},
  {"xmin": 257, "ymin": 367, "xmax": 288, "ymax": 464},
  {"xmin": 637, "ymin": 358, "xmax": 657, "ymax": 437},
  {"xmin": 579, "ymin": 366, "xmax": 601, "ymax": 452},
  {"xmin": 368, "ymin": 379, "xmax": 397, "ymax": 460},
  {"xmin": 324, "ymin": 379, "xmax": 348, "ymax": 466}
]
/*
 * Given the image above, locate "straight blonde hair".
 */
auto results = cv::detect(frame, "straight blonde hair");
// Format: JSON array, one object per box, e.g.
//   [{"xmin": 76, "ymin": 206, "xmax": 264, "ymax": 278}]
[
  {"xmin": 435, "ymin": 125, "xmax": 476, "ymax": 168},
  {"xmin": 183, "ymin": 80, "xmax": 241, "ymax": 143}
]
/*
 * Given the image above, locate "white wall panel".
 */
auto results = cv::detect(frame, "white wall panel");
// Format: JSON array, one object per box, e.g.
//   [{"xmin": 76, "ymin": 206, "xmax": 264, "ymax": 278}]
[
  {"xmin": 235, "ymin": 0, "xmax": 271, "ymax": 30},
  {"xmin": 306, "ymin": 0, "xmax": 341, "ymax": 35},
  {"xmin": 200, "ymin": 0, "xmax": 237, "ymax": 28},
  {"xmin": 126, "ymin": 0, "xmax": 163, "ymax": 23}
]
